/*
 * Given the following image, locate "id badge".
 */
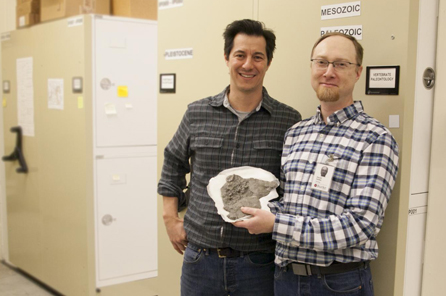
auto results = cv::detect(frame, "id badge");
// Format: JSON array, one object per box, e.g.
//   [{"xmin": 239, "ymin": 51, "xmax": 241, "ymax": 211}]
[{"xmin": 311, "ymin": 163, "xmax": 335, "ymax": 193}]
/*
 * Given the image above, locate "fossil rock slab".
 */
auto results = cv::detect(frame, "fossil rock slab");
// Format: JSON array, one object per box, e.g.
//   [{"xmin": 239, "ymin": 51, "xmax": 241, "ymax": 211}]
[
  {"xmin": 221, "ymin": 174, "xmax": 278, "ymax": 220},
  {"xmin": 207, "ymin": 166, "xmax": 279, "ymax": 222}
]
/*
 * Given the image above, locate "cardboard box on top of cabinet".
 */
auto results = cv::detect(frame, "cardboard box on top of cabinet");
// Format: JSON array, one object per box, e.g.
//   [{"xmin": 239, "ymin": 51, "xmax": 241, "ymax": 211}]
[
  {"xmin": 17, "ymin": 0, "xmax": 40, "ymax": 14},
  {"xmin": 17, "ymin": 0, "xmax": 37, "ymax": 3},
  {"xmin": 41, "ymin": 0, "xmax": 110, "ymax": 22},
  {"xmin": 16, "ymin": 0, "xmax": 40, "ymax": 28},
  {"xmin": 112, "ymin": 0, "xmax": 157, "ymax": 20}
]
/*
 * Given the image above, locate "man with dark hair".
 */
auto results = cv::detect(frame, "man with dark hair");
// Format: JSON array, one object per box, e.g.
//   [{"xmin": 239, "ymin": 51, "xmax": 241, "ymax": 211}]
[
  {"xmin": 223, "ymin": 19, "xmax": 277, "ymax": 65},
  {"xmin": 234, "ymin": 32, "xmax": 399, "ymax": 295},
  {"xmin": 158, "ymin": 19, "xmax": 301, "ymax": 295}
]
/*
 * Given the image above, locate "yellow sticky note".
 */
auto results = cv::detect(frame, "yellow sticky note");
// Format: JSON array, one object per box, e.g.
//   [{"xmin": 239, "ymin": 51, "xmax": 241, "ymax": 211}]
[
  {"xmin": 78, "ymin": 96, "xmax": 83, "ymax": 109},
  {"xmin": 2, "ymin": 98, "xmax": 6, "ymax": 107},
  {"xmin": 117, "ymin": 86, "xmax": 128, "ymax": 97}
]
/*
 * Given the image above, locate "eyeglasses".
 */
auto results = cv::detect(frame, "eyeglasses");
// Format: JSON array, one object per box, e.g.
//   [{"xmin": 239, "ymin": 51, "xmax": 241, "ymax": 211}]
[{"xmin": 311, "ymin": 59, "xmax": 360, "ymax": 71}]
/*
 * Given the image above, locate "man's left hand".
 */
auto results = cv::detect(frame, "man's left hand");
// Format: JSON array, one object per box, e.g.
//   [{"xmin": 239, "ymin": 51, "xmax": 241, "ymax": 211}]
[{"xmin": 233, "ymin": 207, "xmax": 275, "ymax": 234}]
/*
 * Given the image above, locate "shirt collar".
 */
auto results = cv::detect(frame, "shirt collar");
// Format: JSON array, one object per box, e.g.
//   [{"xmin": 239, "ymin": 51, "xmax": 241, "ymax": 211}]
[
  {"xmin": 209, "ymin": 86, "xmax": 274, "ymax": 115},
  {"xmin": 224, "ymin": 92, "xmax": 262, "ymax": 112},
  {"xmin": 315, "ymin": 101, "xmax": 364, "ymax": 125}
]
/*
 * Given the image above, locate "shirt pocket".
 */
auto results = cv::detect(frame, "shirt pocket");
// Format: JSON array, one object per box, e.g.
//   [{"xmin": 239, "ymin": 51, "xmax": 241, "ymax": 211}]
[
  {"xmin": 190, "ymin": 136, "xmax": 224, "ymax": 149},
  {"xmin": 322, "ymin": 153, "xmax": 352, "ymax": 172},
  {"xmin": 252, "ymin": 139, "xmax": 283, "ymax": 174},
  {"xmin": 318, "ymin": 153, "xmax": 344, "ymax": 166},
  {"xmin": 190, "ymin": 136, "xmax": 225, "ymax": 172},
  {"xmin": 317, "ymin": 153, "xmax": 352, "ymax": 192}
]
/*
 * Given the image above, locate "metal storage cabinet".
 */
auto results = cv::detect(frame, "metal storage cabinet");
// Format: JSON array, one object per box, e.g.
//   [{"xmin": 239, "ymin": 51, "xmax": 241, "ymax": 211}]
[
  {"xmin": 1, "ymin": 15, "xmax": 158, "ymax": 295},
  {"xmin": 403, "ymin": 0, "xmax": 438, "ymax": 295}
]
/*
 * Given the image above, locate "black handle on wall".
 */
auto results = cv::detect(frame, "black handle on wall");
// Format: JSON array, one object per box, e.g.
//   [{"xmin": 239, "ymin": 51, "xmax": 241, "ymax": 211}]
[{"xmin": 2, "ymin": 126, "xmax": 28, "ymax": 173}]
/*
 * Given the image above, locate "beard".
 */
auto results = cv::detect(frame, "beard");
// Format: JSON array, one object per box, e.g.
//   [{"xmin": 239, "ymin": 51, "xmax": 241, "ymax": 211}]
[{"xmin": 316, "ymin": 86, "xmax": 339, "ymax": 102}]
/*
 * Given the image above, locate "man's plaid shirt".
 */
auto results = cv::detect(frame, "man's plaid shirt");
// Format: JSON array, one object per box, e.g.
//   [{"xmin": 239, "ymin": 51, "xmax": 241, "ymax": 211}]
[
  {"xmin": 270, "ymin": 101, "xmax": 399, "ymax": 267},
  {"xmin": 158, "ymin": 86, "xmax": 301, "ymax": 252}
]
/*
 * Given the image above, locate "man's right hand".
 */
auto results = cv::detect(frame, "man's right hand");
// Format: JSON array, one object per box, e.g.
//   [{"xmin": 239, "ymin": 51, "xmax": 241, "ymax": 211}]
[
  {"xmin": 164, "ymin": 215, "xmax": 188, "ymax": 254},
  {"xmin": 163, "ymin": 196, "xmax": 188, "ymax": 255}
]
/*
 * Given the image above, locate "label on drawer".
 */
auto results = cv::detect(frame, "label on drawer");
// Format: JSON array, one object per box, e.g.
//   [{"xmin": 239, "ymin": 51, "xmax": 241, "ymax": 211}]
[
  {"xmin": 111, "ymin": 174, "xmax": 127, "ymax": 185},
  {"xmin": 408, "ymin": 206, "xmax": 427, "ymax": 216}
]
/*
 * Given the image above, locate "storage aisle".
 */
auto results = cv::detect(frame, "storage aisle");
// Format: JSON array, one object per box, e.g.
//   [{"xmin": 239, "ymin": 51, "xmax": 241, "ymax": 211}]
[{"xmin": 0, "ymin": 262, "xmax": 56, "ymax": 296}]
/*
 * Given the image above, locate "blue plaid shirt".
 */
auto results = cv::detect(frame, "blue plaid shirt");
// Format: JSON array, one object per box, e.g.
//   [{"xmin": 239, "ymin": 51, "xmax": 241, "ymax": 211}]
[{"xmin": 270, "ymin": 101, "xmax": 399, "ymax": 267}]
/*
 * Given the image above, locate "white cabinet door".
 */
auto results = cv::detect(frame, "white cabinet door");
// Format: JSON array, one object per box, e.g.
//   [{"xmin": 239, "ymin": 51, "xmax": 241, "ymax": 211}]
[
  {"xmin": 409, "ymin": 0, "xmax": 438, "ymax": 195},
  {"xmin": 96, "ymin": 155, "xmax": 157, "ymax": 286},
  {"xmin": 94, "ymin": 17, "xmax": 157, "ymax": 148},
  {"xmin": 404, "ymin": 204, "xmax": 428, "ymax": 296}
]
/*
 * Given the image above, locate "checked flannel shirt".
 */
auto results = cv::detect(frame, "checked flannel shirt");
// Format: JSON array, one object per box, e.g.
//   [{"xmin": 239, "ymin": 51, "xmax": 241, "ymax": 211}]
[
  {"xmin": 158, "ymin": 86, "xmax": 301, "ymax": 252},
  {"xmin": 270, "ymin": 101, "xmax": 399, "ymax": 267}
]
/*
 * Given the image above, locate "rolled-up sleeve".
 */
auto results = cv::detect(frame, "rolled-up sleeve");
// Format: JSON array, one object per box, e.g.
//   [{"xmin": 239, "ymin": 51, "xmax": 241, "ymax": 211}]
[{"xmin": 157, "ymin": 110, "xmax": 192, "ymax": 206}]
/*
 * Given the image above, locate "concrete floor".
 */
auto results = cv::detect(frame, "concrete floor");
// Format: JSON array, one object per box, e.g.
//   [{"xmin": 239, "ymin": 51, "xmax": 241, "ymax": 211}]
[{"xmin": 0, "ymin": 262, "xmax": 56, "ymax": 296}]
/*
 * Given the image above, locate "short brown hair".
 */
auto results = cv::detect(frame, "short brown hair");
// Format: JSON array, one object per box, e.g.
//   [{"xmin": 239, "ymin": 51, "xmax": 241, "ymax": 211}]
[
  {"xmin": 223, "ymin": 19, "xmax": 276, "ymax": 65},
  {"xmin": 311, "ymin": 32, "xmax": 363, "ymax": 66}
]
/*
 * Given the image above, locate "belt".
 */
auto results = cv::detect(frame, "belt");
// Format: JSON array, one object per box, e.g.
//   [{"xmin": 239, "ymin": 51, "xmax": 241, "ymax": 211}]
[
  {"xmin": 188, "ymin": 243, "xmax": 250, "ymax": 258},
  {"xmin": 207, "ymin": 247, "xmax": 248, "ymax": 258},
  {"xmin": 290, "ymin": 261, "xmax": 369, "ymax": 276}
]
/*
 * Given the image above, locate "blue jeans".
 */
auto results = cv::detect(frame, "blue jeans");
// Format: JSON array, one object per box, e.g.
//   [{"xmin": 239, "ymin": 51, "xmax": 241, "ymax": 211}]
[
  {"xmin": 274, "ymin": 263, "xmax": 374, "ymax": 296},
  {"xmin": 181, "ymin": 243, "xmax": 275, "ymax": 296}
]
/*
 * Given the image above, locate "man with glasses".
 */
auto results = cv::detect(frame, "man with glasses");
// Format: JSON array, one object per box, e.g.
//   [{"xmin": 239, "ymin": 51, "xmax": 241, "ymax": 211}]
[{"xmin": 234, "ymin": 32, "xmax": 399, "ymax": 295}]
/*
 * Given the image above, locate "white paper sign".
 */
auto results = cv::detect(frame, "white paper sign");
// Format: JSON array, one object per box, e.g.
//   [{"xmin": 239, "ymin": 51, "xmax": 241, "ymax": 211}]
[
  {"xmin": 48, "ymin": 79, "xmax": 64, "ymax": 110},
  {"xmin": 67, "ymin": 16, "xmax": 84, "ymax": 27},
  {"xmin": 389, "ymin": 115, "xmax": 400, "ymax": 128},
  {"xmin": 321, "ymin": 25, "xmax": 363, "ymax": 40},
  {"xmin": 1, "ymin": 32, "xmax": 11, "ymax": 42},
  {"xmin": 369, "ymin": 68, "xmax": 397, "ymax": 88},
  {"xmin": 105, "ymin": 103, "xmax": 117, "ymax": 115},
  {"xmin": 3, "ymin": 81, "xmax": 10, "ymax": 92},
  {"xmin": 161, "ymin": 74, "xmax": 175, "ymax": 89},
  {"xmin": 16, "ymin": 57, "xmax": 35, "ymax": 137},
  {"xmin": 19, "ymin": 16, "xmax": 25, "ymax": 27},
  {"xmin": 321, "ymin": 1, "xmax": 361, "ymax": 20},
  {"xmin": 159, "ymin": 0, "xmax": 184, "ymax": 10},
  {"xmin": 164, "ymin": 48, "xmax": 193, "ymax": 60}
]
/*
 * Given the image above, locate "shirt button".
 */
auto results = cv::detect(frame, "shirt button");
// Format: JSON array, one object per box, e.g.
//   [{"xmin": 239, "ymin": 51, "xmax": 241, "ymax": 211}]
[
  {"xmin": 318, "ymin": 134, "xmax": 324, "ymax": 139},
  {"xmin": 236, "ymin": 143, "xmax": 240, "ymax": 148}
]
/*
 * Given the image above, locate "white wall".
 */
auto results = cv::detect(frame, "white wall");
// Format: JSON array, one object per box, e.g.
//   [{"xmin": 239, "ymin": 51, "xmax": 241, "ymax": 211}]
[{"xmin": 0, "ymin": 0, "xmax": 16, "ymax": 261}]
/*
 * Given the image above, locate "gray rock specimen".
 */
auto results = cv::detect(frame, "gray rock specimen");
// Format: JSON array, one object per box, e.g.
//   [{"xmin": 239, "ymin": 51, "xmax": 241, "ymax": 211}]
[{"xmin": 220, "ymin": 174, "xmax": 278, "ymax": 220}]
